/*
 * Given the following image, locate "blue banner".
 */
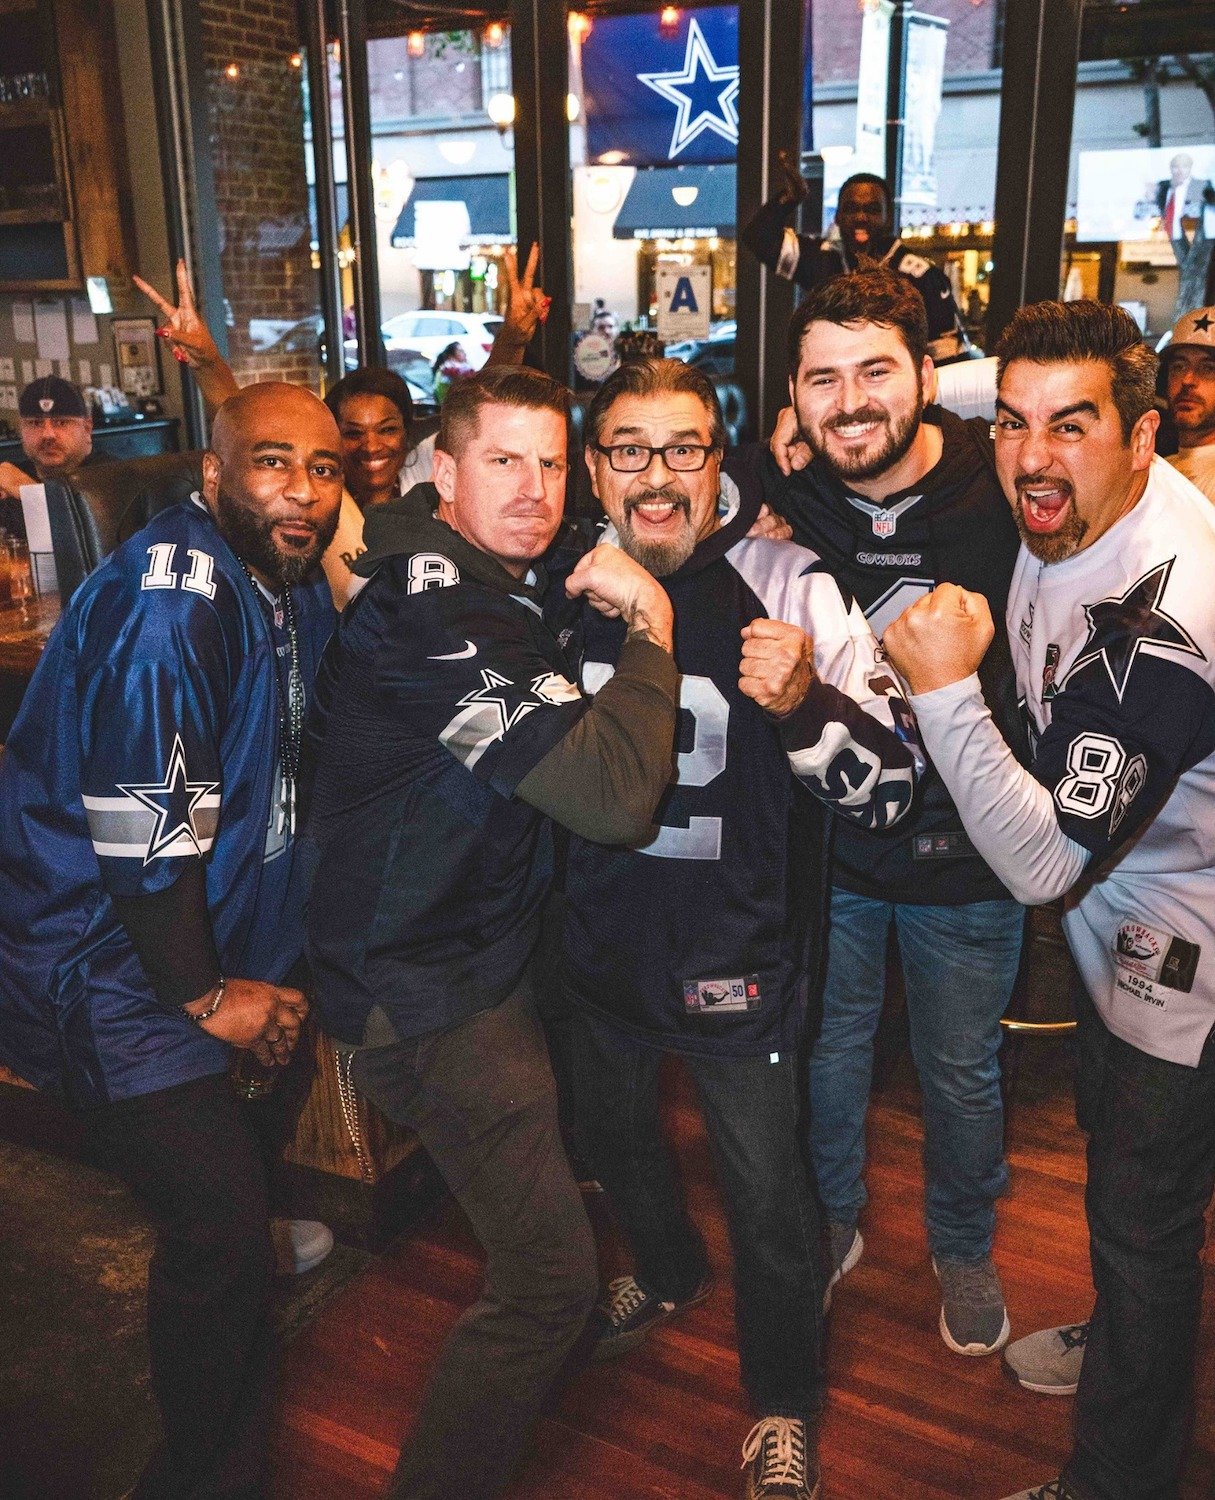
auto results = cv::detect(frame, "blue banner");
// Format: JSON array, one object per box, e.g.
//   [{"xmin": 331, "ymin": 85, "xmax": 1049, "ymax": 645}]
[{"xmin": 583, "ymin": 7, "xmax": 740, "ymax": 169}]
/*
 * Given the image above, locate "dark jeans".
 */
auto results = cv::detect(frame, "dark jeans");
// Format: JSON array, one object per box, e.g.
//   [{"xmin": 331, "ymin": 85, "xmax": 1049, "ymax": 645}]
[
  {"xmin": 86, "ymin": 1070, "xmax": 279, "ymax": 1500},
  {"xmin": 1065, "ymin": 983, "xmax": 1215, "ymax": 1500},
  {"xmin": 350, "ymin": 982, "xmax": 598, "ymax": 1500},
  {"xmin": 569, "ymin": 1009, "xmax": 826, "ymax": 1422}
]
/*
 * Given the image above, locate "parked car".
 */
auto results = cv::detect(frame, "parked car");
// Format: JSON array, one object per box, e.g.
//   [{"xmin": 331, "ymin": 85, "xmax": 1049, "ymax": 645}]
[
  {"xmin": 665, "ymin": 320, "xmax": 736, "ymax": 378},
  {"xmin": 380, "ymin": 310, "xmax": 503, "ymax": 370}
]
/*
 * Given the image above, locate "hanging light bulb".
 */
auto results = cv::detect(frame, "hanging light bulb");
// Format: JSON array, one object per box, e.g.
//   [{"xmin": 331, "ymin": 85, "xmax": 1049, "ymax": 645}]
[
  {"xmin": 487, "ymin": 92, "xmax": 516, "ymax": 135},
  {"xmin": 224, "ymin": 62, "xmax": 240, "ymax": 80},
  {"xmin": 567, "ymin": 12, "xmax": 591, "ymax": 44},
  {"xmin": 660, "ymin": 7, "xmax": 680, "ymax": 36},
  {"xmin": 407, "ymin": 31, "xmax": 425, "ymax": 58},
  {"xmin": 484, "ymin": 22, "xmax": 505, "ymax": 49}
]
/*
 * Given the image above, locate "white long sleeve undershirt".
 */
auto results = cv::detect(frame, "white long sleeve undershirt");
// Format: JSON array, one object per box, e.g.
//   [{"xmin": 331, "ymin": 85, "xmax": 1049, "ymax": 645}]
[{"xmin": 909, "ymin": 674, "xmax": 1090, "ymax": 906}]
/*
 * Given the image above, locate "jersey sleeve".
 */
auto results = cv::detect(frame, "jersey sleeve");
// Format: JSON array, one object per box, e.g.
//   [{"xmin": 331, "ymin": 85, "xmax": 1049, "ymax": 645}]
[
  {"xmin": 1030, "ymin": 654, "xmax": 1215, "ymax": 861},
  {"xmin": 374, "ymin": 580, "xmax": 589, "ymax": 798},
  {"xmin": 777, "ymin": 586, "xmax": 923, "ymax": 829},
  {"xmin": 75, "ymin": 566, "xmax": 233, "ymax": 900}
]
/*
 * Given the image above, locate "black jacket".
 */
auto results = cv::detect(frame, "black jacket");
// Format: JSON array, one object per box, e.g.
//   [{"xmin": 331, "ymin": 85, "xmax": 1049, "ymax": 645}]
[{"xmin": 738, "ymin": 406, "xmax": 1026, "ymax": 905}]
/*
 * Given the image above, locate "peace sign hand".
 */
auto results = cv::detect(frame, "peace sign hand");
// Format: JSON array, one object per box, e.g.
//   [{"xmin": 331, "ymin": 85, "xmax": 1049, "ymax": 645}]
[
  {"xmin": 493, "ymin": 242, "xmax": 551, "ymax": 357},
  {"xmin": 133, "ymin": 259, "xmax": 223, "ymax": 372}
]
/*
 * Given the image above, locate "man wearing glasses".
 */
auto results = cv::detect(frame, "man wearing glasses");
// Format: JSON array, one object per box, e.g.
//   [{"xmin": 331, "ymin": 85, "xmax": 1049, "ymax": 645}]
[{"xmin": 550, "ymin": 358, "xmax": 922, "ymax": 1500}]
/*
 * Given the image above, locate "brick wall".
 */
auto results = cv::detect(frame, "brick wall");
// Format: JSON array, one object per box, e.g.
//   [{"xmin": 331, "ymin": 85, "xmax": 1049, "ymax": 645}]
[
  {"xmin": 199, "ymin": 0, "xmax": 321, "ymax": 390},
  {"xmin": 813, "ymin": 0, "xmax": 1002, "ymax": 86}
]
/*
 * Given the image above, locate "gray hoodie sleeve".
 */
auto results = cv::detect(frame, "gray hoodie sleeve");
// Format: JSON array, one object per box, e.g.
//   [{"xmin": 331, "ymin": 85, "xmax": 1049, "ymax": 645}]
[{"xmin": 516, "ymin": 637, "xmax": 678, "ymax": 845}]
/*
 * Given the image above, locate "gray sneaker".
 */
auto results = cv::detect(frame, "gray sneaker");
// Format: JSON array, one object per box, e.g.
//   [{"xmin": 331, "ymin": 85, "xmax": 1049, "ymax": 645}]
[
  {"xmin": 999, "ymin": 1480, "xmax": 1079, "ymax": 1499},
  {"xmin": 932, "ymin": 1254, "xmax": 1011, "ymax": 1355},
  {"xmin": 1003, "ymin": 1321, "xmax": 1088, "ymax": 1395},
  {"xmin": 822, "ymin": 1222, "xmax": 863, "ymax": 1312}
]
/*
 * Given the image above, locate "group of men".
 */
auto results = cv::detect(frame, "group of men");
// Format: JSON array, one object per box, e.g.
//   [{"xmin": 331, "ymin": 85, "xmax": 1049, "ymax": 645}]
[{"xmin": 1, "ymin": 252, "xmax": 1214, "ymax": 1500}]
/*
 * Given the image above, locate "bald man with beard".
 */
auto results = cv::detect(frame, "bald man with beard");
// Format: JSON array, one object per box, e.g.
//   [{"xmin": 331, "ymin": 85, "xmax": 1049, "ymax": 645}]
[{"xmin": 0, "ymin": 382, "xmax": 344, "ymax": 1499}]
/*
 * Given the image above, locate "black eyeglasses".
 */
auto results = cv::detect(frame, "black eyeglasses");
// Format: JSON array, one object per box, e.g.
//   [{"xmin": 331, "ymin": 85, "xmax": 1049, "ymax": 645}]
[{"xmin": 594, "ymin": 441, "xmax": 716, "ymax": 473}]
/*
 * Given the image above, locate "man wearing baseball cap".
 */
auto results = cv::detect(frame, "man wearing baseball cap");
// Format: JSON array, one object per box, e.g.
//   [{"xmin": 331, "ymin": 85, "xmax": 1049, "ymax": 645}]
[
  {"xmin": 0, "ymin": 375, "xmax": 94, "ymax": 504},
  {"xmin": 1162, "ymin": 305, "xmax": 1215, "ymax": 502}
]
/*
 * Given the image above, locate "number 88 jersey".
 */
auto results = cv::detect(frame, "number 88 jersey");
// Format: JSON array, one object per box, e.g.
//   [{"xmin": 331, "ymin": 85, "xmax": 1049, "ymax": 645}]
[{"xmin": 1009, "ymin": 459, "xmax": 1215, "ymax": 1065}]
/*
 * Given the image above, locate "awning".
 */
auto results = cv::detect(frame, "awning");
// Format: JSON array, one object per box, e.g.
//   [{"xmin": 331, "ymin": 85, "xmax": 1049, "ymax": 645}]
[
  {"xmin": 308, "ymin": 181, "xmax": 350, "ymax": 240},
  {"xmin": 391, "ymin": 174, "xmax": 512, "ymax": 247},
  {"xmin": 613, "ymin": 165, "xmax": 736, "ymax": 240}
]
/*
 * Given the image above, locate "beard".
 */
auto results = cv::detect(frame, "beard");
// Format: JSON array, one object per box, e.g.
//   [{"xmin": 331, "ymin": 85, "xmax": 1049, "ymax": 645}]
[
  {"xmin": 615, "ymin": 486, "xmax": 696, "ymax": 578},
  {"xmin": 1010, "ymin": 476, "xmax": 1088, "ymax": 564},
  {"xmin": 798, "ymin": 389, "xmax": 923, "ymax": 484},
  {"xmin": 216, "ymin": 485, "xmax": 339, "ymax": 588}
]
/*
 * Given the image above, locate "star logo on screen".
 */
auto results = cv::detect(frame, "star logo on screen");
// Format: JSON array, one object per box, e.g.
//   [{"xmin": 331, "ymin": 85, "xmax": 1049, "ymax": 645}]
[
  {"xmin": 638, "ymin": 17, "xmax": 739, "ymax": 159},
  {"xmin": 117, "ymin": 735, "xmax": 219, "ymax": 862}
]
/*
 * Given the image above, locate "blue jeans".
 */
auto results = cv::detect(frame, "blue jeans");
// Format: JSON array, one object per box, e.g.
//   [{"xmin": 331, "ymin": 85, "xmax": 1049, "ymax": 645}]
[
  {"xmin": 1065, "ymin": 983, "xmax": 1215, "ymax": 1500},
  {"xmin": 809, "ymin": 888, "xmax": 1024, "ymax": 1260},
  {"xmin": 570, "ymin": 1010, "xmax": 826, "ymax": 1422}
]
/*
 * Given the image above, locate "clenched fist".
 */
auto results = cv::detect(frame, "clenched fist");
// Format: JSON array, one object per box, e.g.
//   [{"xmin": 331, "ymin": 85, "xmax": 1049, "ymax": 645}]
[
  {"xmin": 883, "ymin": 582, "xmax": 995, "ymax": 696},
  {"xmin": 740, "ymin": 617, "xmax": 814, "ymax": 717}
]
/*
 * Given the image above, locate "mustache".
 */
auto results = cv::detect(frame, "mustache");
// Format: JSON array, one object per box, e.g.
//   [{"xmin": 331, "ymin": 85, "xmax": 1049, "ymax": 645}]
[
  {"xmin": 624, "ymin": 487, "xmax": 689, "ymax": 514},
  {"xmin": 826, "ymin": 407, "xmax": 888, "ymax": 431}
]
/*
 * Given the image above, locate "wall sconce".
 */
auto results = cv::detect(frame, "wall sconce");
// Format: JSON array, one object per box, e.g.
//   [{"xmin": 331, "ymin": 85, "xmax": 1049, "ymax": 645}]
[
  {"xmin": 660, "ymin": 7, "xmax": 680, "ymax": 37},
  {"xmin": 487, "ymin": 92, "xmax": 516, "ymax": 136},
  {"xmin": 407, "ymin": 31, "xmax": 425, "ymax": 58},
  {"xmin": 484, "ymin": 22, "xmax": 505, "ymax": 49}
]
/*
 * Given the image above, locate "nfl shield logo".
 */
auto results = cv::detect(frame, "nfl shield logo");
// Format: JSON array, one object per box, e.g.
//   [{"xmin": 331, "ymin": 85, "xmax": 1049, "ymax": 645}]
[{"xmin": 873, "ymin": 511, "xmax": 896, "ymax": 538}]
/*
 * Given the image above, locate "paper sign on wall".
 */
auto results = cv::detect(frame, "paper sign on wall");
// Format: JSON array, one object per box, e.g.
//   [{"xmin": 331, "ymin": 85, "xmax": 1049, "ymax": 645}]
[{"xmin": 656, "ymin": 266, "xmax": 711, "ymax": 341}]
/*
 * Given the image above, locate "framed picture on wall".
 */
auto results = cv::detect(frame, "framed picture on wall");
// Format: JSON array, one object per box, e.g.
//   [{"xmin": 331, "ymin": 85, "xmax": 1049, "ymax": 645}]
[{"xmin": 111, "ymin": 316, "xmax": 162, "ymax": 398}]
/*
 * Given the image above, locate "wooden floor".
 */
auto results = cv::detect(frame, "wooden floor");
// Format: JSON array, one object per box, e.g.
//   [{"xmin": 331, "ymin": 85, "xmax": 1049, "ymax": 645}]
[{"xmin": 269, "ymin": 1042, "xmax": 1215, "ymax": 1500}]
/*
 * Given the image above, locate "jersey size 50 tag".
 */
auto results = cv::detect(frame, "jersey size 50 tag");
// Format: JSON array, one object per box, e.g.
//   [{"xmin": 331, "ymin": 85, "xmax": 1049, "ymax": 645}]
[{"xmin": 682, "ymin": 974, "xmax": 761, "ymax": 1014}]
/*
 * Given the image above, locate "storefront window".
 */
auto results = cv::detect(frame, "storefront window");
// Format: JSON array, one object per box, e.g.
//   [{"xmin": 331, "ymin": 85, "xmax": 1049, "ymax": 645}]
[
  {"xmin": 573, "ymin": 4, "xmax": 739, "ymax": 380},
  {"xmin": 1067, "ymin": 32, "xmax": 1214, "ymax": 341},
  {"xmin": 199, "ymin": 3, "xmax": 323, "ymax": 391}
]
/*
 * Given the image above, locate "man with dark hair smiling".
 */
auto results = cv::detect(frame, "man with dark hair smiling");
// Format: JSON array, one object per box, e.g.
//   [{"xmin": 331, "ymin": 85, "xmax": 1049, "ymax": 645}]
[
  {"xmin": 745, "ymin": 267, "xmax": 1026, "ymax": 1360},
  {"xmin": 885, "ymin": 300, "xmax": 1215, "ymax": 1500},
  {"xmin": 304, "ymin": 365, "xmax": 680, "ymax": 1500},
  {"xmin": 0, "ymin": 382, "xmax": 344, "ymax": 1498}
]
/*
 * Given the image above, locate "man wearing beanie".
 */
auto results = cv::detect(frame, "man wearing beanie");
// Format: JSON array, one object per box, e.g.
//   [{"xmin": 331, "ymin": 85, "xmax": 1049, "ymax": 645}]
[{"xmin": 0, "ymin": 375, "xmax": 95, "ymax": 503}]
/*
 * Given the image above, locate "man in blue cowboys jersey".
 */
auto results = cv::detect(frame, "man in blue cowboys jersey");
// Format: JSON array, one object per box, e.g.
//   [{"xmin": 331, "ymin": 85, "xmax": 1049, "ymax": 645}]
[
  {"xmin": 556, "ymin": 358, "xmax": 923, "ymax": 1500},
  {"xmin": 744, "ymin": 268, "xmax": 1027, "ymax": 1359},
  {"xmin": 303, "ymin": 366, "xmax": 680, "ymax": 1500},
  {"xmin": 885, "ymin": 300, "xmax": 1215, "ymax": 1500},
  {"xmin": 0, "ymin": 382, "xmax": 343, "ymax": 1498}
]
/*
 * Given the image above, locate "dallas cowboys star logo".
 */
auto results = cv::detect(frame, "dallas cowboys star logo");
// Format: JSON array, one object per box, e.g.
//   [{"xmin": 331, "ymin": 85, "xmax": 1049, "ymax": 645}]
[
  {"xmin": 1191, "ymin": 313, "xmax": 1212, "ymax": 334},
  {"xmin": 1066, "ymin": 559, "xmax": 1204, "ymax": 702},
  {"xmin": 638, "ymin": 18, "xmax": 739, "ymax": 159},
  {"xmin": 457, "ymin": 668, "xmax": 549, "ymax": 734},
  {"xmin": 117, "ymin": 734, "xmax": 219, "ymax": 863},
  {"xmin": 440, "ymin": 668, "xmax": 578, "ymax": 771}
]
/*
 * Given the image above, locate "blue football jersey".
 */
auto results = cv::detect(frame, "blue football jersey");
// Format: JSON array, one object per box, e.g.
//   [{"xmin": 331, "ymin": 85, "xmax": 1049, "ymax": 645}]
[
  {"xmin": 0, "ymin": 499, "xmax": 334, "ymax": 1105},
  {"xmin": 558, "ymin": 470, "xmax": 921, "ymax": 1056}
]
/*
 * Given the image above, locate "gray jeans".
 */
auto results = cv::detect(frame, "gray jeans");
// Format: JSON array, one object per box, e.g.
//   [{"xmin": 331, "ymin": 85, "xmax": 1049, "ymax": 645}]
[{"xmin": 351, "ymin": 981, "xmax": 597, "ymax": 1500}]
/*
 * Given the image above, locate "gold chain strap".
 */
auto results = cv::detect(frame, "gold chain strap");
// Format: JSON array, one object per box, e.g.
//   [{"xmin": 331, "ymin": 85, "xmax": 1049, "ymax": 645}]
[{"xmin": 334, "ymin": 1046, "xmax": 373, "ymax": 1183}]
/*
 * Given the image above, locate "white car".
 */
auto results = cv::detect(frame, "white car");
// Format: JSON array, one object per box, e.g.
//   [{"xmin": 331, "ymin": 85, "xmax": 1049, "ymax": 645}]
[{"xmin": 380, "ymin": 310, "xmax": 503, "ymax": 370}]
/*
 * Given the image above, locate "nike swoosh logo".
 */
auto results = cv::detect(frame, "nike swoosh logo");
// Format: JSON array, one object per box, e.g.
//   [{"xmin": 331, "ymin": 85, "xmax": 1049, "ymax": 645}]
[{"xmin": 428, "ymin": 640, "xmax": 477, "ymax": 660}]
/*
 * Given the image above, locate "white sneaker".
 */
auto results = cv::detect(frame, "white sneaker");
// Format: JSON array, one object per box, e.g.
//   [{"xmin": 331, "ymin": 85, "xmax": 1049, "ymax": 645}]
[{"xmin": 272, "ymin": 1218, "xmax": 334, "ymax": 1275}]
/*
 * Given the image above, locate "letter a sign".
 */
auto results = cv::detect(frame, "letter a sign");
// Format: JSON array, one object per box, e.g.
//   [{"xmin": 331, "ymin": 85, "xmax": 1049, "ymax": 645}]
[{"xmin": 656, "ymin": 266, "xmax": 712, "ymax": 341}]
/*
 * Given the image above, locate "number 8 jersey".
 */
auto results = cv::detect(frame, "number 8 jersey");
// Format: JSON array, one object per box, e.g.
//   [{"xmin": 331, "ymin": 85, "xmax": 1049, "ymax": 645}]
[
  {"xmin": 1009, "ymin": 458, "xmax": 1215, "ymax": 1065},
  {"xmin": 557, "ymin": 468, "xmax": 923, "ymax": 1057}
]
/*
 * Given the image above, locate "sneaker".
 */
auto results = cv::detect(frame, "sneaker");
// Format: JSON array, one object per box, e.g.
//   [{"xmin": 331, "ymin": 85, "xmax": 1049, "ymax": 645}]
[
  {"xmin": 591, "ymin": 1272, "xmax": 712, "ymax": 1360},
  {"xmin": 271, "ymin": 1218, "xmax": 334, "ymax": 1276},
  {"xmin": 740, "ymin": 1416, "xmax": 821, "ymax": 1500},
  {"xmin": 822, "ymin": 1221, "xmax": 863, "ymax": 1313},
  {"xmin": 1004, "ymin": 1321, "xmax": 1089, "ymax": 1395},
  {"xmin": 999, "ymin": 1480, "xmax": 1079, "ymax": 1499},
  {"xmin": 932, "ymin": 1254, "xmax": 1011, "ymax": 1355}
]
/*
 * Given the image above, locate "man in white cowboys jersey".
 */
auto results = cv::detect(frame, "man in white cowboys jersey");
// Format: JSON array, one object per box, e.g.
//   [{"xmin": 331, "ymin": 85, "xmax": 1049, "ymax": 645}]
[
  {"xmin": 885, "ymin": 299, "xmax": 1215, "ymax": 1500},
  {"xmin": 557, "ymin": 359, "xmax": 922, "ymax": 1500},
  {"xmin": 304, "ymin": 366, "xmax": 680, "ymax": 1500},
  {"xmin": 740, "ymin": 267, "xmax": 1027, "ymax": 1359},
  {"xmin": 0, "ymin": 383, "xmax": 343, "ymax": 1498}
]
